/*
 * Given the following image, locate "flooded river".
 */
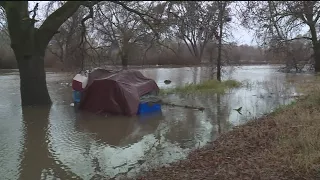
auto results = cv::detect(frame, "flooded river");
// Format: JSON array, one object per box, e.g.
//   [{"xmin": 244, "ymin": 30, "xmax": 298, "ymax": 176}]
[{"xmin": 0, "ymin": 65, "xmax": 313, "ymax": 180}]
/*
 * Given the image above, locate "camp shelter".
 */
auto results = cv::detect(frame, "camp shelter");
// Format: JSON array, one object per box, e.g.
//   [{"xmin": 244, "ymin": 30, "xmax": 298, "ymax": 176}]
[{"xmin": 78, "ymin": 69, "xmax": 160, "ymax": 116}]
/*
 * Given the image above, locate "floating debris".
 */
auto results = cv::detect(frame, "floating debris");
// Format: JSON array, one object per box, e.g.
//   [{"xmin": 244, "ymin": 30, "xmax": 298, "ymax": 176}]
[
  {"xmin": 164, "ymin": 80, "xmax": 172, "ymax": 84},
  {"xmin": 161, "ymin": 101, "xmax": 205, "ymax": 111},
  {"xmin": 233, "ymin": 107, "xmax": 243, "ymax": 115}
]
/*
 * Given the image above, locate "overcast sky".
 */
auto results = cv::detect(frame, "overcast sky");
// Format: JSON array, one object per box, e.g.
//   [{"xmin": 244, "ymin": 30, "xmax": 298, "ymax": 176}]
[
  {"xmin": 234, "ymin": 28, "xmax": 256, "ymax": 45},
  {"xmin": 28, "ymin": 1, "xmax": 256, "ymax": 46}
]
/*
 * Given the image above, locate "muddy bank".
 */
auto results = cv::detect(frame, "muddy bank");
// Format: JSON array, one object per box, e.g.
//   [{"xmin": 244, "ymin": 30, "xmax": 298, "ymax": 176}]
[{"xmin": 134, "ymin": 93, "xmax": 320, "ymax": 180}]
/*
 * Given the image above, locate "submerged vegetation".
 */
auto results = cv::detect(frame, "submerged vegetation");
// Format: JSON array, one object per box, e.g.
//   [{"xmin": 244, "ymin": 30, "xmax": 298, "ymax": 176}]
[{"xmin": 160, "ymin": 79, "xmax": 241, "ymax": 95}]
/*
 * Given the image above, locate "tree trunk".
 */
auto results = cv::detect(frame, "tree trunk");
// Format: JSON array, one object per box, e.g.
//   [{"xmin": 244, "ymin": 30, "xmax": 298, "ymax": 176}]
[
  {"xmin": 121, "ymin": 53, "xmax": 129, "ymax": 69},
  {"xmin": 308, "ymin": 24, "xmax": 320, "ymax": 72},
  {"xmin": 217, "ymin": 36, "xmax": 222, "ymax": 81},
  {"xmin": 217, "ymin": 3, "xmax": 224, "ymax": 82},
  {"xmin": 2, "ymin": 1, "xmax": 84, "ymax": 106},
  {"xmin": 313, "ymin": 44, "xmax": 320, "ymax": 72},
  {"xmin": 16, "ymin": 53, "xmax": 52, "ymax": 106}
]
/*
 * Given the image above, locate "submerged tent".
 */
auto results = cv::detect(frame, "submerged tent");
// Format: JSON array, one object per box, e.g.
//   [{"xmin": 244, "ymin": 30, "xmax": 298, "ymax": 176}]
[{"xmin": 78, "ymin": 69, "xmax": 160, "ymax": 116}]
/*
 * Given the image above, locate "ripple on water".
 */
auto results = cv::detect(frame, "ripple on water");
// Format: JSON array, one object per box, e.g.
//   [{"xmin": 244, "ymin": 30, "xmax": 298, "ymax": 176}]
[
  {"xmin": 0, "ymin": 75, "xmax": 22, "ymax": 180},
  {"xmin": 49, "ymin": 106, "xmax": 87, "ymax": 151}
]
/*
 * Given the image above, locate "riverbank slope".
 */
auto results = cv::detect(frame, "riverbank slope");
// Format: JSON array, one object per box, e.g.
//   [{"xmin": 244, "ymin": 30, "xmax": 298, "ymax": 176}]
[{"xmin": 135, "ymin": 77, "xmax": 320, "ymax": 180}]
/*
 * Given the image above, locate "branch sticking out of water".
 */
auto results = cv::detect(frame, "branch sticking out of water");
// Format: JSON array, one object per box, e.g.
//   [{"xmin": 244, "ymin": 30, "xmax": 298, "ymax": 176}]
[{"xmin": 161, "ymin": 101, "xmax": 205, "ymax": 111}]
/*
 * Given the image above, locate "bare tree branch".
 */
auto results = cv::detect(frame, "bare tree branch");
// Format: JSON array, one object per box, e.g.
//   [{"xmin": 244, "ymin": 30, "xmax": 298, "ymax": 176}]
[
  {"xmin": 29, "ymin": 3, "xmax": 39, "ymax": 20},
  {"xmin": 79, "ymin": 3, "xmax": 96, "ymax": 70},
  {"xmin": 37, "ymin": 1, "xmax": 83, "ymax": 49},
  {"xmin": 110, "ymin": 1, "xmax": 159, "ymax": 38},
  {"xmin": 80, "ymin": 3, "xmax": 94, "ymax": 46},
  {"xmin": 156, "ymin": 40, "xmax": 179, "ymax": 57},
  {"xmin": 282, "ymin": 36, "xmax": 313, "ymax": 42}
]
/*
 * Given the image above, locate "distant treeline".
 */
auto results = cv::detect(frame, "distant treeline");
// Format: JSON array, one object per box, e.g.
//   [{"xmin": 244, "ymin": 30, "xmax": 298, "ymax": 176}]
[{"xmin": 0, "ymin": 41, "xmax": 281, "ymax": 70}]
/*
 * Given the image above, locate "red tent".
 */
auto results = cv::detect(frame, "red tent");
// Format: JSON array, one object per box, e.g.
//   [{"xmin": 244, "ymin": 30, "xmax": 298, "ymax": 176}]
[{"xmin": 78, "ymin": 69, "xmax": 159, "ymax": 116}]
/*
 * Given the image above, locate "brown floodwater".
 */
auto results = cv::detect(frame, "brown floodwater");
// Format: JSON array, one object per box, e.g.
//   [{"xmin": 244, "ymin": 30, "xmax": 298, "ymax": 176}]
[{"xmin": 0, "ymin": 65, "xmax": 313, "ymax": 180}]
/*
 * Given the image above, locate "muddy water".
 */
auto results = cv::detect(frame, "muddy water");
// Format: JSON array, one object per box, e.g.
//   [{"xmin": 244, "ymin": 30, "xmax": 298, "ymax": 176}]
[{"xmin": 0, "ymin": 65, "xmax": 312, "ymax": 180}]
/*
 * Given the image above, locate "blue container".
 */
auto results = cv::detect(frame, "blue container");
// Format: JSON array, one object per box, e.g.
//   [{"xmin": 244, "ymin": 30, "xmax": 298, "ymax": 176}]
[
  {"xmin": 137, "ymin": 102, "xmax": 161, "ymax": 115},
  {"xmin": 72, "ymin": 90, "xmax": 81, "ymax": 103}
]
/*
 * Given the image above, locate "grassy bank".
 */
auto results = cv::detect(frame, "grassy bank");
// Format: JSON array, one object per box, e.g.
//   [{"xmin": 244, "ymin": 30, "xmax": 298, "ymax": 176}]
[
  {"xmin": 160, "ymin": 79, "xmax": 241, "ymax": 95},
  {"xmin": 135, "ymin": 78, "xmax": 320, "ymax": 180}
]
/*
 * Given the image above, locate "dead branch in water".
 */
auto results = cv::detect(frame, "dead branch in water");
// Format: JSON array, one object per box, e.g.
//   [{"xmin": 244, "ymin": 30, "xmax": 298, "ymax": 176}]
[{"xmin": 160, "ymin": 101, "xmax": 205, "ymax": 111}]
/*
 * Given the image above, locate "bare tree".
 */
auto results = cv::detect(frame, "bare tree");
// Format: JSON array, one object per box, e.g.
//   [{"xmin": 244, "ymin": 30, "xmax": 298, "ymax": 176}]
[
  {"xmin": 0, "ymin": 1, "xmax": 97, "ymax": 105},
  {"xmin": 48, "ymin": 6, "xmax": 86, "ymax": 68},
  {"xmin": 95, "ymin": 2, "xmax": 153, "ymax": 68},
  {"xmin": 0, "ymin": 1, "xmax": 165, "ymax": 106},
  {"xmin": 267, "ymin": 36, "xmax": 312, "ymax": 72},
  {"xmin": 240, "ymin": 1, "xmax": 320, "ymax": 72},
  {"xmin": 167, "ymin": 1, "xmax": 221, "ymax": 62}
]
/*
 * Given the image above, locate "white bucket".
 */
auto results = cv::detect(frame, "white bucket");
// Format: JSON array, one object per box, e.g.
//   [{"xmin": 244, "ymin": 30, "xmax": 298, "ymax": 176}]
[{"xmin": 73, "ymin": 74, "xmax": 88, "ymax": 89}]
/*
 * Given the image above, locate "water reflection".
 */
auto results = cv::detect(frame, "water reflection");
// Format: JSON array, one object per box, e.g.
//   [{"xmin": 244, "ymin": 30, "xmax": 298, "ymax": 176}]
[
  {"xmin": 19, "ymin": 106, "xmax": 81, "ymax": 180},
  {"xmin": 75, "ymin": 112, "xmax": 162, "ymax": 147},
  {"xmin": 0, "ymin": 65, "xmax": 314, "ymax": 179}
]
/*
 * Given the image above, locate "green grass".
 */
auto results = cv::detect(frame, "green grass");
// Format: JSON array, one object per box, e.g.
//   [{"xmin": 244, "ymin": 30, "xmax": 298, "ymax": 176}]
[
  {"xmin": 270, "ymin": 101, "xmax": 297, "ymax": 115},
  {"xmin": 160, "ymin": 79, "xmax": 241, "ymax": 95}
]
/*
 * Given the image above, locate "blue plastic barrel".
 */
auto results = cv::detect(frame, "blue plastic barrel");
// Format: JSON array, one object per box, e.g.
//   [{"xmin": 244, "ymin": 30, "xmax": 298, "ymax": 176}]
[
  {"xmin": 137, "ymin": 102, "xmax": 161, "ymax": 115},
  {"xmin": 72, "ymin": 90, "xmax": 81, "ymax": 103}
]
